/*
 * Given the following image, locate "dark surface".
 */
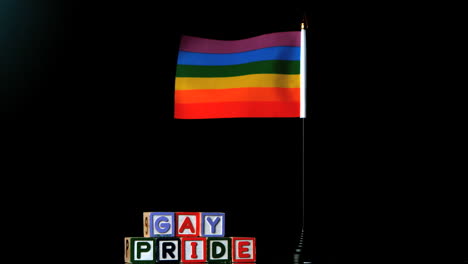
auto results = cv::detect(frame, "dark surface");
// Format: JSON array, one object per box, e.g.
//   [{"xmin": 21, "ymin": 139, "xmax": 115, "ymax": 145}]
[{"xmin": 1, "ymin": 2, "xmax": 424, "ymax": 264}]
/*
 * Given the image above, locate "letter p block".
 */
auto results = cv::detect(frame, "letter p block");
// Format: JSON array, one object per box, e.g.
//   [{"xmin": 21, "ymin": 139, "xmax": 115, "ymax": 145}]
[{"xmin": 124, "ymin": 237, "xmax": 156, "ymax": 264}]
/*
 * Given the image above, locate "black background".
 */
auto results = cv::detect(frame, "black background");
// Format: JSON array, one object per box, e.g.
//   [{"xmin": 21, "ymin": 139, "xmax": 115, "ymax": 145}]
[{"xmin": 1, "ymin": 2, "xmax": 431, "ymax": 264}]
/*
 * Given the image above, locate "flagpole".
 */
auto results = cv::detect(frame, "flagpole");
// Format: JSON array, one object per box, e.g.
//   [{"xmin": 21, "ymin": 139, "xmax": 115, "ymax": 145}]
[
  {"xmin": 300, "ymin": 18, "xmax": 307, "ymax": 118},
  {"xmin": 294, "ymin": 14, "xmax": 310, "ymax": 264},
  {"xmin": 300, "ymin": 12, "xmax": 308, "ymax": 229},
  {"xmin": 300, "ymin": 16, "xmax": 308, "ymax": 232}
]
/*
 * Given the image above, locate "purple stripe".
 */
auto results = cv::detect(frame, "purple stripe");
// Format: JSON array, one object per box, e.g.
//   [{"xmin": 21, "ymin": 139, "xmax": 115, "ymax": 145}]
[{"xmin": 179, "ymin": 31, "xmax": 300, "ymax": 54}]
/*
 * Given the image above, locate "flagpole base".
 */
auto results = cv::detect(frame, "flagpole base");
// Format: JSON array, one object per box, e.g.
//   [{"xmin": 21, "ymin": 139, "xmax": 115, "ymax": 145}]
[{"xmin": 293, "ymin": 228, "xmax": 311, "ymax": 264}]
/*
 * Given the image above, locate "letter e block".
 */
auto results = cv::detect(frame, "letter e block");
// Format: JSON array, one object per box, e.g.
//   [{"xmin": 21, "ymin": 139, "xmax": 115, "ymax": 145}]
[
  {"xmin": 156, "ymin": 237, "xmax": 180, "ymax": 263},
  {"xmin": 124, "ymin": 237, "xmax": 156, "ymax": 264},
  {"xmin": 181, "ymin": 237, "xmax": 207, "ymax": 263},
  {"xmin": 201, "ymin": 212, "xmax": 225, "ymax": 237},
  {"xmin": 176, "ymin": 212, "xmax": 200, "ymax": 237},
  {"xmin": 207, "ymin": 237, "xmax": 232, "ymax": 263},
  {"xmin": 144, "ymin": 212, "xmax": 175, "ymax": 237},
  {"xmin": 232, "ymin": 237, "xmax": 256, "ymax": 262}
]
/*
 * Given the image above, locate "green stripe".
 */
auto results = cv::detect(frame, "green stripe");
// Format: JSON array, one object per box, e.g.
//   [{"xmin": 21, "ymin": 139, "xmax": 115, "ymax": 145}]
[{"xmin": 176, "ymin": 60, "xmax": 300, "ymax": 77}]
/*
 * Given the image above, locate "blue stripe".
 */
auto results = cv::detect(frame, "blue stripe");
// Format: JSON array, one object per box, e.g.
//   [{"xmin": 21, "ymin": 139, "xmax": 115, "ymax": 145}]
[{"xmin": 177, "ymin": 46, "xmax": 300, "ymax": 66}]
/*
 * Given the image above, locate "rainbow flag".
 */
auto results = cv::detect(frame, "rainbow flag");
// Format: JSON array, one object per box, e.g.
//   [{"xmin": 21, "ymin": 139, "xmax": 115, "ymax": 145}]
[{"xmin": 174, "ymin": 31, "xmax": 305, "ymax": 119}]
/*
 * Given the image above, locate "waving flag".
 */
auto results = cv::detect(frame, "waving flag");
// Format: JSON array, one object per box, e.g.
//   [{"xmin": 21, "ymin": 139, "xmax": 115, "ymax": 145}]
[{"xmin": 174, "ymin": 31, "xmax": 306, "ymax": 119}]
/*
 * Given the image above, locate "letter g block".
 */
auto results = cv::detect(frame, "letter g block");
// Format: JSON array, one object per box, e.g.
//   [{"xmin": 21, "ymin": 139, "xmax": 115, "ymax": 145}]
[{"xmin": 144, "ymin": 212, "xmax": 175, "ymax": 237}]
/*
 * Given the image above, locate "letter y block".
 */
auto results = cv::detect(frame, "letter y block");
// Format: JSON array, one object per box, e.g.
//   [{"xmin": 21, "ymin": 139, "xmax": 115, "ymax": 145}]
[{"xmin": 201, "ymin": 212, "xmax": 225, "ymax": 237}]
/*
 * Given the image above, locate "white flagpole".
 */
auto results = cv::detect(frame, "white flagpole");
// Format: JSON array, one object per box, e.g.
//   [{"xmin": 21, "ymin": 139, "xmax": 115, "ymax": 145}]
[
  {"xmin": 300, "ymin": 19, "xmax": 308, "ymax": 227},
  {"xmin": 294, "ymin": 16, "xmax": 310, "ymax": 264},
  {"xmin": 300, "ymin": 21, "xmax": 307, "ymax": 118}
]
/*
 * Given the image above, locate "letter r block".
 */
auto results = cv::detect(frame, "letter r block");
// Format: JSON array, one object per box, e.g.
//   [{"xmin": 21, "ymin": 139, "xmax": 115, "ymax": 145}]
[
  {"xmin": 144, "ymin": 212, "xmax": 175, "ymax": 237},
  {"xmin": 124, "ymin": 237, "xmax": 156, "ymax": 264},
  {"xmin": 156, "ymin": 237, "xmax": 180, "ymax": 263},
  {"xmin": 201, "ymin": 212, "xmax": 225, "ymax": 237},
  {"xmin": 232, "ymin": 237, "xmax": 256, "ymax": 262},
  {"xmin": 207, "ymin": 237, "xmax": 232, "ymax": 263}
]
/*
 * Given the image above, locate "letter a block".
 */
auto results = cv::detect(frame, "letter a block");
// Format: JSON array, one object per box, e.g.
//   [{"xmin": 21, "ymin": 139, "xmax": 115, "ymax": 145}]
[
  {"xmin": 207, "ymin": 237, "xmax": 232, "ymax": 263},
  {"xmin": 201, "ymin": 212, "xmax": 225, "ymax": 237},
  {"xmin": 232, "ymin": 237, "xmax": 256, "ymax": 262},
  {"xmin": 176, "ymin": 212, "xmax": 201, "ymax": 237},
  {"xmin": 144, "ymin": 212, "xmax": 175, "ymax": 237},
  {"xmin": 181, "ymin": 237, "xmax": 207, "ymax": 263},
  {"xmin": 124, "ymin": 237, "xmax": 156, "ymax": 264},
  {"xmin": 156, "ymin": 238, "xmax": 180, "ymax": 263}
]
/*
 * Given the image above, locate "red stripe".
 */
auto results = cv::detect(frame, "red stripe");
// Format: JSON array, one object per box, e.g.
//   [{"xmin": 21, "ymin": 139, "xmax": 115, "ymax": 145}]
[{"xmin": 174, "ymin": 102, "xmax": 300, "ymax": 119}]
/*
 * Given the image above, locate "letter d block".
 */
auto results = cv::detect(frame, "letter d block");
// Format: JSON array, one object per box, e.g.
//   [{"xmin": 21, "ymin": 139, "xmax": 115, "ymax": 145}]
[
  {"xmin": 144, "ymin": 212, "xmax": 175, "ymax": 237},
  {"xmin": 207, "ymin": 237, "xmax": 232, "ymax": 263},
  {"xmin": 124, "ymin": 237, "xmax": 156, "ymax": 264},
  {"xmin": 232, "ymin": 237, "xmax": 256, "ymax": 263}
]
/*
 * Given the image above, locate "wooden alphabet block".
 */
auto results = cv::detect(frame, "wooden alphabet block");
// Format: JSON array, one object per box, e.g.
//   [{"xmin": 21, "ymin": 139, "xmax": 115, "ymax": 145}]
[
  {"xmin": 181, "ymin": 237, "xmax": 207, "ymax": 263},
  {"xmin": 126, "ymin": 212, "xmax": 255, "ymax": 263},
  {"xmin": 176, "ymin": 212, "xmax": 201, "ymax": 237},
  {"xmin": 232, "ymin": 237, "xmax": 256, "ymax": 263},
  {"xmin": 207, "ymin": 237, "xmax": 232, "ymax": 263},
  {"xmin": 201, "ymin": 212, "xmax": 225, "ymax": 237},
  {"xmin": 124, "ymin": 237, "xmax": 156, "ymax": 264},
  {"xmin": 144, "ymin": 212, "xmax": 175, "ymax": 237},
  {"xmin": 156, "ymin": 237, "xmax": 180, "ymax": 263}
]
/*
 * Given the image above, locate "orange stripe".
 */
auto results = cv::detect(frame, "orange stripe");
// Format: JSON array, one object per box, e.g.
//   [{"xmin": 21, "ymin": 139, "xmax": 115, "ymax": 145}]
[
  {"xmin": 174, "ymin": 102, "xmax": 300, "ymax": 119},
  {"xmin": 175, "ymin": 87, "xmax": 300, "ymax": 104}
]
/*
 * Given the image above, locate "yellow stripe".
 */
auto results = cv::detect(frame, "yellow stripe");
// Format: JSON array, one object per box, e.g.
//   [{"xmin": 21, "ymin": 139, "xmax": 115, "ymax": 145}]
[{"xmin": 175, "ymin": 74, "xmax": 300, "ymax": 90}]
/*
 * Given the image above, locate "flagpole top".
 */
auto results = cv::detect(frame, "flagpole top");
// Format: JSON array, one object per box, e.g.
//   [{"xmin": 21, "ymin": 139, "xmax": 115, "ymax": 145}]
[{"xmin": 301, "ymin": 14, "xmax": 308, "ymax": 29}]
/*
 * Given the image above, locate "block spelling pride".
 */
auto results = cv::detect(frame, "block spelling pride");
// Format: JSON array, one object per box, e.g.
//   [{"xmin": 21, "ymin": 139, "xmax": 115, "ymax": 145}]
[
  {"xmin": 174, "ymin": 31, "xmax": 303, "ymax": 119},
  {"xmin": 125, "ymin": 212, "xmax": 256, "ymax": 263}
]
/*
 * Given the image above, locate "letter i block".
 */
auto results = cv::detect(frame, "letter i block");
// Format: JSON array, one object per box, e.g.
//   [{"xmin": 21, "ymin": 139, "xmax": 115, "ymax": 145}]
[
  {"xmin": 124, "ymin": 237, "xmax": 156, "ymax": 264},
  {"xmin": 144, "ymin": 212, "xmax": 175, "ymax": 237},
  {"xmin": 207, "ymin": 237, "xmax": 232, "ymax": 263},
  {"xmin": 201, "ymin": 212, "xmax": 225, "ymax": 237},
  {"xmin": 181, "ymin": 237, "xmax": 207, "ymax": 263},
  {"xmin": 176, "ymin": 212, "xmax": 201, "ymax": 237},
  {"xmin": 232, "ymin": 237, "xmax": 256, "ymax": 263},
  {"xmin": 156, "ymin": 238, "xmax": 180, "ymax": 263}
]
